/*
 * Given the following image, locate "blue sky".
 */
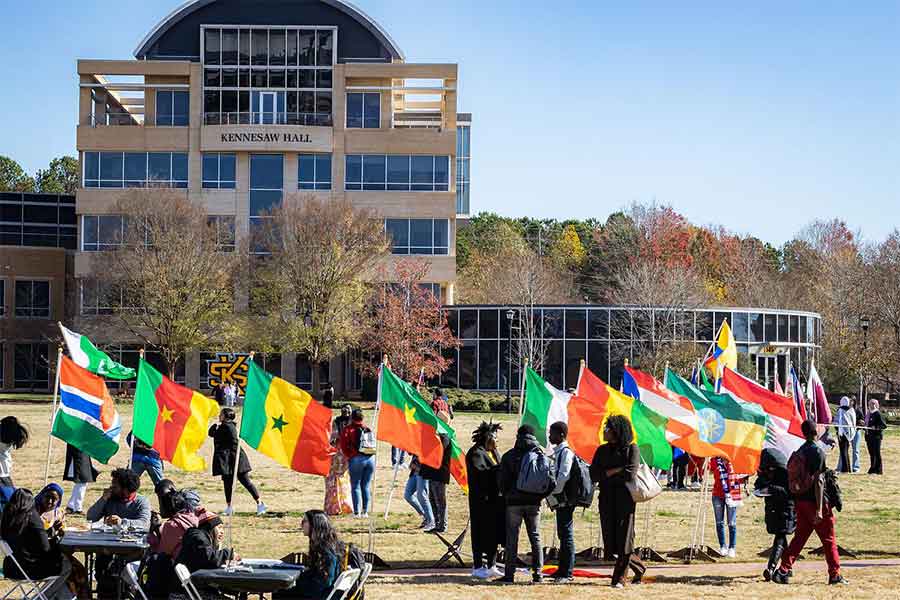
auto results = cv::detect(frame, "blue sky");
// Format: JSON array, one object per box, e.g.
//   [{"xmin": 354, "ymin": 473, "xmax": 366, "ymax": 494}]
[{"xmin": 1, "ymin": 1, "xmax": 897, "ymax": 245}]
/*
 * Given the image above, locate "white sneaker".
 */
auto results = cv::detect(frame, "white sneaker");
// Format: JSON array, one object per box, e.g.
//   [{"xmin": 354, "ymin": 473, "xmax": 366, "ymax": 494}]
[
  {"xmin": 472, "ymin": 567, "xmax": 491, "ymax": 579},
  {"xmin": 489, "ymin": 565, "xmax": 504, "ymax": 578},
  {"xmin": 718, "ymin": 546, "xmax": 728, "ymax": 557},
  {"xmin": 256, "ymin": 501, "xmax": 267, "ymax": 515},
  {"xmin": 727, "ymin": 548, "xmax": 736, "ymax": 558},
  {"xmin": 223, "ymin": 506, "xmax": 234, "ymax": 516},
  {"xmin": 362, "ymin": 512, "xmax": 369, "ymax": 519}
]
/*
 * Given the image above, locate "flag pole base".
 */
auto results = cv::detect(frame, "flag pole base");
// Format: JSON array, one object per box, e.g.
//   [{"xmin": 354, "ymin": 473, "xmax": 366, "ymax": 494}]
[
  {"xmin": 574, "ymin": 546, "xmax": 614, "ymax": 562},
  {"xmin": 364, "ymin": 551, "xmax": 391, "ymax": 570},
  {"xmin": 542, "ymin": 546, "xmax": 559, "ymax": 561},
  {"xmin": 811, "ymin": 545, "xmax": 857, "ymax": 559},
  {"xmin": 635, "ymin": 546, "xmax": 668, "ymax": 563},
  {"xmin": 667, "ymin": 546, "xmax": 718, "ymax": 563}
]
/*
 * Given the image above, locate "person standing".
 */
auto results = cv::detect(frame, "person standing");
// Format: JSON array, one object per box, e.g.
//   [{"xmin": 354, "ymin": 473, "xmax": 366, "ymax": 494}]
[
  {"xmin": 865, "ymin": 397, "xmax": 887, "ymax": 475},
  {"xmin": 213, "ymin": 383, "xmax": 225, "ymax": 406},
  {"xmin": 773, "ymin": 419, "xmax": 845, "ymax": 585},
  {"xmin": 339, "ymin": 409, "xmax": 376, "ymax": 518},
  {"xmin": 754, "ymin": 448, "xmax": 796, "ymax": 581},
  {"xmin": 852, "ymin": 398, "xmax": 864, "ymax": 473},
  {"xmin": 63, "ymin": 444, "xmax": 98, "ymax": 515},
  {"xmin": 834, "ymin": 397, "xmax": 855, "ymax": 474},
  {"xmin": 0, "ymin": 416, "xmax": 30, "ymax": 486},
  {"xmin": 431, "ymin": 388, "xmax": 454, "ymax": 422},
  {"xmin": 324, "ymin": 407, "xmax": 353, "ymax": 516},
  {"xmin": 548, "ymin": 422, "xmax": 576, "ymax": 583},
  {"xmin": 498, "ymin": 424, "xmax": 545, "ymax": 584},
  {"xmin": 127, "ymin": 430, "xmax": 165, "ymax": 486},
  {"xmin": 209, "ymin": 408, "xmax": 267, "ymax": 516},
  {"xmin": 710, "ymin": 458, "xmax": 743, "ymax": 558},
  {"xmin": 420, "ymin": 432, "xmax": 451, "ymax": 533},
  {"xmin": 403, "ymin": 456, "xmax": 434, "ymax": 530},
  {"xmin": 466, "ymin": 422, "xmax": 503, "ymax": 580},
  {"xmin": 223, "ymin": 382, "xmax": 237, "ymax": 408},
  {"xmin": 590, "ymin": 415, "xmax": 646, "ymax": 588},
  {"xmin": 321, "ymin": 383, "xmax": 335, "ymax": 409}
]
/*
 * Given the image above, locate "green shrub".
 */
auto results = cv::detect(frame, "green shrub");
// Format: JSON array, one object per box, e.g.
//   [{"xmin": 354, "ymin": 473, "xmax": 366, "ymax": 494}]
[{"xmin": 443, "ymin": 388, "xmax": 512, "ymax": 413}]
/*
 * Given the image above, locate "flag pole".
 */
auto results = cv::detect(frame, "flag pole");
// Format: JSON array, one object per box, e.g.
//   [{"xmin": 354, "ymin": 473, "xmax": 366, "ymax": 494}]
[
  {"xmin": 517, "ymin": 357, "xmax": 529, "ymax": 419},
  {"xmin": 383, "ymin": 362, "xmax": 414, "ymax": 520},
  {"xmin": 367, "ymin": 355, "xmax": 387, "ymax": 555},
  {"xmin": 43, "ymin": 345, "xmax": 63, "ymax": 486},
  {"xmin": 227, "ymin": 351, "xmax": 251, "ymax": 553},
  {"xmin": 575, "ymin": 359, "xmax": 585, "ymax": 395}
]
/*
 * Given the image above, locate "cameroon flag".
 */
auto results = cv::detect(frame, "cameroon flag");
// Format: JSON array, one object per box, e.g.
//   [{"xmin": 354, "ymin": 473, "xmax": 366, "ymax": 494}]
[
  {"xmin": 241, "ymin": 361, "xmax": 334, "ymax": 477},
  {"xmin": 376, "ymin": 365, "xmax": 443, "ymax": 469},
  {"xmin": 665, "ymin": 368, "xmax": 767, "ymax": 473},
  {"xmin": 134, "ymin": 359, "xmax": 219, "ymax": 472}
]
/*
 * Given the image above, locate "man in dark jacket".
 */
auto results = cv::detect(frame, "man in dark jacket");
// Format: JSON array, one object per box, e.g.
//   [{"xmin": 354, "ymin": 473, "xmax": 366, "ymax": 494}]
[
  {"xmin": 754, "ymin": 448, "xmax": 796, "ymax": 581},
  {"xmin": 466, "ymin": 422, "xmax": 504, "ymax": 579},
  {"xmin": 419, "ymin": 433, "xmax": 451, "ymax": 533},
  {"xmin": 499, "ymin": 425, "xmax": 544, "ymax": 584}
]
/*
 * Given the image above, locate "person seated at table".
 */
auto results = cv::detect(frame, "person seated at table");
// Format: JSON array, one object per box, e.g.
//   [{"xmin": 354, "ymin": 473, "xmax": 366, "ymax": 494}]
[
  {"xmin": 0, "ymin": 488, "xmax": 73, "ymax": 599},
  {"xmin": 273, "ymin": 510, "xmax": 344, "ymax": 599},
  {"xmin": 149, "ymin": 489, "xmax": 199, "ymax": 558},
  {"xmin": 35, "ymin": 483, "xmax": 66, "ymax": 532},
  {"xmin": 86, "ymin": 468, "xmax": 151, "ymax": 530},
  {"xmin": 176, "ymin": 510, "xmax": 233, "ymax": 573}
]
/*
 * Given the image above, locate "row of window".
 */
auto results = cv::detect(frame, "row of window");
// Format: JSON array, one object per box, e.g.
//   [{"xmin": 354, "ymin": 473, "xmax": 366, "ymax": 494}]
[
  {"xmin": 202, "ymin": 91, "xmax": 378, "ymax": 128},
  {"xmin": 203, "ymin": 27, "xmax": 335, "ymax": 68},
  {"xmin": 0, "ymin": 280, "xmax": 51, "ymax": 319},
  {"xmin": 0, "ymin": 193, "xmax": 76, "ymax": 249},
  {"xmin": 82, "ymin": 152, "xmax": 188, "ymax": 189},
  {"xmin": 155, "ymin": 91, "xmax": 190, "ymax": 127},
  {"xmin": 205, "ymin": 68, "xmax": 333, "ymax": 90},
  {"xmin": 81, "ymin": 215, "xmax": 236, "ymax": 253},
  {"xmin": 345, "ymin": 155, "xmax": 450, "ymax": 192}
]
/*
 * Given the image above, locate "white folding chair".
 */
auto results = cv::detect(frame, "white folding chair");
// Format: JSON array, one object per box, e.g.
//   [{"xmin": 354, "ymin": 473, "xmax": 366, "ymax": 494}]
[
  {"xmin": 122, "ymin": 560, "xmax": 148, "ymax": 600},
  {"xmin": 0, "ymin": 539, "xmax": 64, "ymax": 600},
  {"xmin": 174, "ymin": 564, "xmax": 203, "ymax": 600},
  {"xmin": 324, "ymin": 568, "xmax": 360, "ymax": 600},
  {"xmin": 347, "ymin": 563, "xmax": 372, "ymax": 600}
]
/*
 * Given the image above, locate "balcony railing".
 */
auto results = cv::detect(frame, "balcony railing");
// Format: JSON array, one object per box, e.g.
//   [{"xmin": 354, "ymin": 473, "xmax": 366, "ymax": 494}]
[
  {"xmin": 204, "ymin": 112, "xmax": 333, "ymax": 127},
  {"xmin": 87, "ymin": 113, "xmax": 143, "ymax": 127}
]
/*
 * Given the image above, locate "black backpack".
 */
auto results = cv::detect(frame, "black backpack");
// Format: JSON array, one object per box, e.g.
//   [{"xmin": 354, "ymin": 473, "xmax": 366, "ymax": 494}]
[{"xmin": 564, "ymin": 453, "xmax": 595, "ymax": 509}]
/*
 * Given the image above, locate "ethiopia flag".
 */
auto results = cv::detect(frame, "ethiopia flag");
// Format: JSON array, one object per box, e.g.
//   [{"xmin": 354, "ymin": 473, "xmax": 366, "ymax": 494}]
[
  {"xmin": 665, "ymin": 368, "xmax": 767, "ymax": 473},
  {"xmin": 376, "ymin": 365, "xmax": 444, "ymax": 469},
  {"xmin": 622, "ymin": 366, "xmax": 728, "ymax": 460},
  {"xmin": 134, "ymin": 359, "xmax": 218, "ymax": 472},
  {"xmin": 241, "ymin": 361, "xmax": 334, "ymax": 476},
  {"xmin": 52, "ymin": 356, "xmax": 121, "ymax": 463}
]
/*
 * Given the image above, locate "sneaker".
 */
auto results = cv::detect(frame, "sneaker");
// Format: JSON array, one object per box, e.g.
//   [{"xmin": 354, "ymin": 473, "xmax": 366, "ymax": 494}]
[
  {"xmin": 718, "ymin": 546, "xmax": 728, "ymax": 557},
  {"xmin": 489, "ymin": 565, "xmax": 504, "ymax": 578},
  {"xmin": 763, "ymin": 567, "xmax": 772, "ymax": 581},
  {"xmin": 361, "ymin": 512, "xmax": 369, "ymax": 519},
  {"xmin": 531, "ymin": 574, "xmax": 543, "ymax": 584},
  {"xmin": 727, "ymin": 548, "xmax": 736, "ymax": 558},
  {"xmin": 552, "ymin": 576, "xmax": 574, "ymax": 584},
  {"xmin": 772, "ymin": 569, "xmax": 790, "ymax": 585},
  {"xmin": 497, "ymin": 576, "xmax": 515, "ymax": 584},
  {"xmin": 256, "ymin": 501, "xmax": 267, "ymax": 515},
  {"xmin": 611, "ymin": 582, "xmax": 624, "ymax": 589},
  {"xmin": 421, "ymin": 521, "xmax": 436, "ymax": 531},
  {"xmin": 472, "ymin": 567, "xmax": 492, "ymax": 580},
  {"xmin": 829, "ymin": 575, "xmax": 849, "ymax": 585},
  {"xmin": 223, "ymin": 506, "xmax": 234, "ymax": 517}
]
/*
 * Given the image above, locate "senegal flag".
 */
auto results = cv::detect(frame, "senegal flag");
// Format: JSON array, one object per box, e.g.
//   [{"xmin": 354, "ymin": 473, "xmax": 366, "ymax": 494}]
[
  {"xmin": 134, "ymin": 359, "xmax": 218, "ymax": 472},
  {"xmin": 665, "ymin": 368, "xmax": 767, "ymax": 473},
  {"xmin": 241, "ymin": 361, "xmax": 334, "ymax": 477},
  {"xmin": 376, "ymin": 365, "xmax": 444, "ymax": 469}
]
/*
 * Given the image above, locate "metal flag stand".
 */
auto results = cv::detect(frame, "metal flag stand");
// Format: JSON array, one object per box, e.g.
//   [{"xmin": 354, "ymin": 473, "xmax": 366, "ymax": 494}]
[
  {"xmin": 667, "ymin": 457, "xmax": 718, "ymax": 563},
  {"xmin": 43, "ymin": 345, "xmax": 64, "ymax": 486}
]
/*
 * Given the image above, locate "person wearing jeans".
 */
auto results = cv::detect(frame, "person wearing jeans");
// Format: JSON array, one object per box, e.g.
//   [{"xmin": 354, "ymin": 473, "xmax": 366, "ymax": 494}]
[
  {"xmin": 499, "ymin": 425, "xmax": 545, "ymax": 584},
  {"xmin": 391, "ymin": 447, "xmax": 407, "ymax": 467},
  {"xmin": 548, "ymin": 422, "xmax": 576, "ymax": 582},
  {"xmin": 339, "ymin": 409, "xmax": 376, "ymax": 517},
  {"xmin": 710, "ymin": 457, "xmax": 741, "ymax": 557},
  {"xmin": 127, "ymin": 431, "xmax": 165, "ymax": 486},
  {"xmin": 419, "ymin": 433, "xmax": 452, "ymax": 533},
  {"xmin": 403, "ymin": 457, "xmax": 434, "ymax": 528}
]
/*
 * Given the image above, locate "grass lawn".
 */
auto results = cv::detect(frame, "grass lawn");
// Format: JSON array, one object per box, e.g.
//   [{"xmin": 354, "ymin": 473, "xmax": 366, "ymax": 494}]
[{"xmin": 1, "ymin": 401, "xmax": 898, "ymax": 598}]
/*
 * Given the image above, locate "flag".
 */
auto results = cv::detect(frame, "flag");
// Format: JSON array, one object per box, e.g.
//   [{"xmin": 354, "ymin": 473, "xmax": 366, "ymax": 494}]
[
  {"xmin": 774, "ymin": 377, "xmax": 785, "ymax": 396},
  {"xmin": 699, "ymin": 364, "xmax": 717, "ymax": 392},
  {"xmin": 241, "ymin": 360, "xmax": 335, "ymax": 476},
  {"xmin": 623, "ymin": 366, "xmax": 728, "ymax": 460},
  {"xmin": 52, "ymin": 356, "xmax": 121, "ymax": 463},
  {"xmin": 521, "ymin": 366, "xmax": 573, "ymax": 447},
  {"xmin": 807, "ymin": 360, "xmax": 831, "ymax": 425},
  {"xmin": 134, "ymin": 359, "xmax": 218, "ymax": 472},
  {"xmin": 376, "ymin": 365, "xmax": 444, "ymax": 469},
  {"xmin": 690, "ymin": 363, "xmax": 700, "ymax": 386},
  {"xmin": 434, "ymin": 413, "xmax": 469, "ymax": 494},
  {"xmin": 60, "ymin": 324, "xmax": 136, "ymax": 380},
  {"xmin": 665, "ymin": 368, "xmax": 767, "ymax": 473},
  {"xmin": 720, "ymin": 367, "xmax": 804, "ymax": 458},
  {"xmin": 789, "ymin": 366, "xmax": 807, "ymax": 421},
  {"xmin": 575, "ymin": 366, "xmax": 672, "ymax": 469},
  {"xmin": 704, "ymin": 319, "xmax": 737, "ymax": 377}
]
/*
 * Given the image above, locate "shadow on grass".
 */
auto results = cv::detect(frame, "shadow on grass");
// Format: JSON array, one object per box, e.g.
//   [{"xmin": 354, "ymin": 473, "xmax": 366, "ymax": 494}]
[{"xmin": 650, "ymin": 574, "xmax": 759, "ymax": 587}]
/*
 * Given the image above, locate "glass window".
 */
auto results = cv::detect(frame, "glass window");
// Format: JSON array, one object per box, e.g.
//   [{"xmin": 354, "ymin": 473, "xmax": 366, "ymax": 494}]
[
  {"xmin": 83, "ymin": 152, "xmax": 100, "ymax": 187},
  {"xmin": 298, "ymin": 153, "xmax": 331, "ymax": 190},
  {"xmin": 409, "ymin": 219, "xmax": 433, "ymax": 254},
  {"xmin": 385, "ymin": 219, "xmax": 409, "ymax": 254},
  {"xmin": 543, "ymin": 309, "xmax": 563, "ymax": 339},
  {"xmin": 345, "ymin": 155, "xmax": 362, "ymax": 190},
  {"xmin": 459, "ymin": 309, "xmax": 478, "ymax": 339},
  {"xmin": 384, "ymin": 219, "xmax": 449, "ymax": 255},
  {"xmin": 733, "ymin": 312, "xmax": 749, "ymax": 342},
  {"xmin": 14, "ymin": 280, "xmax": 50, "ymax": 318},
  {"xmin": 714, "ymin": 311, "xmax": 732, "ymax": 338},
  {"xmin": 172, "ymin": 154, "xmax": 188, "ymax": 187},
  {"xmin": 14, "ymin": 343, "xmax": 49, "ymax": 389},
  {"xmin": 362, "ymin": 155, "xmax": 386, "ymax": 190},
  {"xmin": 777, "ymin": 314, "xmax": 789, "ymax": 343},
  {"xmin": 565, "ymin": 340, "xmax": 587, "ymax": 390},
  {"xmin": 566, "ymin": 309, "xmax": 587, "ymax": 339},
  {"xmin": 434, "ymin": 156, "xmax": 450, "ymax": 191},
  {"xmin": 749, "ymin": 312, "xmax": 764, "ymax": 343},
  {"xmin": 411, "ymin": 156, "xmax": 434, "ymax": 191},
  {"xmin": 433, "ymin": 219, "xmax": 449, "ymax": 254},
  {"xmin": 479, "ymin": 309, "xmax": 499, "ymax": 339},
  {"xmin": 799, "ymin": 316, "xmax": 807, "ymax": 343},
  {"xmin": 544, "ymin": 340, "xmax": 564, "ymax": 389},
  {"xmin": 610, "ymin": 309, "xmax": 631, "ymax": 340},
  {"xmin": 347, "ymin": 92, "xmax": 380, "ymax": 129},
  {"xmin": 789, "ymin": 315, "xmax": 799, "ymax": 343},
  {"xmin": 124, "ymin": 153, "xmax": 146, "ymax": 185},
  {"xmin": 696, "ymin": 311, "xmax": 714, "ymax": 342},
  {"xmin": 316, "ymin": 30, "xmax": 333, "ymax": 66},
  {"xmin": 458, "ymin": 341, "xmax": 476, "ymax": 388},
  {"xmin": 589, "ymin": 309, "xmax": 609, "ymax": 339},
  {"xmin": 172, "ymin": 91, "xmax": 189, "ymax": 126},
  {"xmin": 588, "ymin": 341, "xmax": 609, "ymax": 382},
  {"xmin": 250, "ymin": 154, "xmax": 283, "ymax": 190},
  {"xmin": 204, "ymin": 28, "xmax": 220, "ymax": 65},
  {"xmin": 202, "ymin": 153, "xmax": 236, "ymax": 189},
  {"xmin": 156, "ymin": 91, "xmax": 173, "ymax": 125},
  {"xmin": 807, "ymin": 317, "xmax": 816, "ymax": 345},
  {"xmin": 239, "ymin": 29, "xmax": 250, "ymax": 65},
  {"xmin": 387, "ymin": 156, "xmax": 409, "ymax": 190},
  {"xmin": 478, "ymin": 340, "xmax": 499, "ymax": 389},
  {"xmin": 207, "ymin": 216, "xmax": 236, "ymax": 252},
  {"xmin": 251, "ymin": 30, "xmax": 268, "ymax": 65},
  {"xmin": 286, "ymin": 30, "xmax": 299, "ymax": 65},
  {"xmin": 99, "ymin": 152, "xmax": 123, "ymax": 187},
  {"xmin": 269, "ymin": 30, "xmax": 286, "ymax": 66},
  {"xmin": 222, "ymin": 29, "xmax": 238, "ymax": 65},
  {"xmin": 299, "ymin": 30, "xmax": 315, "ymax": 66},
  {"xmin": 147, "ymin": 153, "xmax": 170, "ymax": 184},
  {"xmin": 346, "ymin": 155, "xmax": 450, "ymax": 192}
]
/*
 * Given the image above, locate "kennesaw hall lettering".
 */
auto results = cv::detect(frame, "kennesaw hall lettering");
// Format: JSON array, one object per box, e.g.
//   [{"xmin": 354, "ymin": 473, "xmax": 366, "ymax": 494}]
[{"xmin": 220, "ymin": 132, "xmax": 312, "ymax": 143}]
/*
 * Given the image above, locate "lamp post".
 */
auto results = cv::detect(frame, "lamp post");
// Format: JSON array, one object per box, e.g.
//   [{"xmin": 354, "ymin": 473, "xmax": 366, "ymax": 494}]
[
  {"xmin": 860, "ymin": 315, "xmax": 870, "ymax": 403},
  {"xmin": 506, "ymin": 308, "xmax": 515, "ymax": 414},
  {"xmin": 303, "ymin": 309, "xmax": 313, "ymax": 328}
]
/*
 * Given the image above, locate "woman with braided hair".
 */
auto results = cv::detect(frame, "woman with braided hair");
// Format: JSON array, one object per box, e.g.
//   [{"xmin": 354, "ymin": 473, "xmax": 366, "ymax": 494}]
[{"xmin": 466, "ymin": 421, "xmax": 505, "ymax": 579}]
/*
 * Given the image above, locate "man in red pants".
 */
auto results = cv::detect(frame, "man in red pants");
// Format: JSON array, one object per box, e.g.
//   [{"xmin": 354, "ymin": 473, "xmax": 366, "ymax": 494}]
[{"xmin": 773, "ymin": 419, "xmax": 846, "ymax": 585}]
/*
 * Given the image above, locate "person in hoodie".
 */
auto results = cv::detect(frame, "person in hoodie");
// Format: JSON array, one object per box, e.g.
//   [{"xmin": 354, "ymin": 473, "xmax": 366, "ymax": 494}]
[
  {"xmin": 498, "ymin": 424, "xmax": 545, "ymax": 584},
  {"xmin": 148, "ymin": 489, "xmax": 199, "ymax": 558},
  {"xmin": 834, "ymin": 397, "xmax": 855, "ymax": 474},
  {"xmin": 177, "ymin": 510, "xmax": 232, "ymax": 574},
  {"xmin": 754, "ymin": 448, "xmax": 796, "ymax": 582}
]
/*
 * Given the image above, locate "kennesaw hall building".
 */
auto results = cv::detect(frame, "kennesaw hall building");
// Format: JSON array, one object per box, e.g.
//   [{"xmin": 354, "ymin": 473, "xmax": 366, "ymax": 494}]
[{"xmin": 72, "ymin": 0, "xmax": 468, "ymax": 392}]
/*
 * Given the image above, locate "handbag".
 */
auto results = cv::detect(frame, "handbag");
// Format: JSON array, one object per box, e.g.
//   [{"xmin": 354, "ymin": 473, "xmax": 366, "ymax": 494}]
[{"xmin": 625, "ymin": 462, "xmax": 662, "ymax": 503}]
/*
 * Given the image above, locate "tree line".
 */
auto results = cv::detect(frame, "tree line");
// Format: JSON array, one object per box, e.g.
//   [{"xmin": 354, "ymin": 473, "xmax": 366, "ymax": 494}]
[{"xmin": 0, "ymin": 155, "xmax": 79, "ymax": 194}]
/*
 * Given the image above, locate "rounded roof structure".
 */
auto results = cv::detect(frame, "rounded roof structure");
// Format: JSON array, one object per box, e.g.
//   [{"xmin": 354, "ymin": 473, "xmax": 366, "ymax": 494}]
[{"xmin": 134, "ymin": 0, "xmax": 405, "ymax": 61}]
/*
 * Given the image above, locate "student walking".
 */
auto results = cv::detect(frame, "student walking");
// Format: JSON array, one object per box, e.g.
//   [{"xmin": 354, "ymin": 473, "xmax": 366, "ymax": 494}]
[
  {"xmin": 773, "ymin": 419, "xmax": 846, "ymax": 585},
  {"xmin": 710, "ymin": 458, "xmax": 743, "ymax": 558},
  {"xmin": 499, "ymin": 424, "xmax": 546, "ymax": 584},
  {"xmin": 466, "ymin": 422, "xmax": 503, "ymax": 579},
  {"xmin": 339, "ymin": 409, "xmax": 376, "ymax": 517},
  {"xmin": 754, "ymin": 448, "xmax": 796, "ymax": 581},
  {"xmin": 64, "ymin": 443, "xmax": 98, "ymax": 514},
  {"xmin": 548, "ymin": 422, "xmax": 576, "ymax": 583},
  {"xmin": 590, "ymin": 415, "xmax": 646, "ymax": 588},
  {"xmin": 865, "ymin": 398, "xmax": 887, "ymax": 475},
  {"xmin": 209, "ymin": 408, "xmax": 267, "ymax": 516},
  {"xmin": 127, "ymin": 430, "xmax": 165, "ymax": 486}
]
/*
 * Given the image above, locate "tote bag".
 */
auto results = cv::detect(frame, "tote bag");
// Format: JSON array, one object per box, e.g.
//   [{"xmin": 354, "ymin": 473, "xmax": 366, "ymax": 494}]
[{"xmin": 625, "ymin": 462, "xmax": 662, "ymax": 503}]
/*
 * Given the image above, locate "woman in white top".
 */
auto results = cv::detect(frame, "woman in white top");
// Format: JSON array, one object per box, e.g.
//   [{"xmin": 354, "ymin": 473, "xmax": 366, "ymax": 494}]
[
  {"xmin": 0, "ymin": 416, "xmax": 30, "ymax": 486},
  {"xmin": 834, "ymin": 397, "xmax": 856, "ymax": 474}
]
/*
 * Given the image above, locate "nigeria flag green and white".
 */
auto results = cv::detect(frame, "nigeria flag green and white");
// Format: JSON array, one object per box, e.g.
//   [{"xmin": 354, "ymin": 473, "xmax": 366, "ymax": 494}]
[{"xmin": 60, "ymin": 324, "xmax": 136, "ymax": 380}]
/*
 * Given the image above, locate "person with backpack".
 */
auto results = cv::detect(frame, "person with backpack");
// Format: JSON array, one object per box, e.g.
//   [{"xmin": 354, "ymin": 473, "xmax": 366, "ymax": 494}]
[
  {"xmin": 420, "ymin": 432, "xmax": 451, "ymax": 533},
  {"xmin": 589, "ymin": 415, "xmax": 645, "ymax": 588},
  {"xmin": 466, "ymin": 422, "xmax": 504, "ymax": 579},
  {"xmin": 753, "ymin": 448, "xmax": 796, "ymax": 581},
  {"xmin": 339, "ymin": 409, "xmax": 376, "ymax": 518},
  {"xmin": 773, "ymin": 419, "xmax": 846, "ymax": 585},
  {"xmin": 547, "ymin": 422, "xmax": 577, "ymax": 583},
  {"xmin": 499, "ymin": 424, "xmax": 552, "ymax": 584}
]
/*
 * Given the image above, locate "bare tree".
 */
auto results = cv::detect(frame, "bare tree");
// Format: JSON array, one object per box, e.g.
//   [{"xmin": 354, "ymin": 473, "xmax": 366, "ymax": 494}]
[
  {"xmin": 249, "ymin": 195, "xmax": 390, "ymax": 395},
  {"xmin": 88, "ymin": 188, "xmax": 242, "ymax": 378}
]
